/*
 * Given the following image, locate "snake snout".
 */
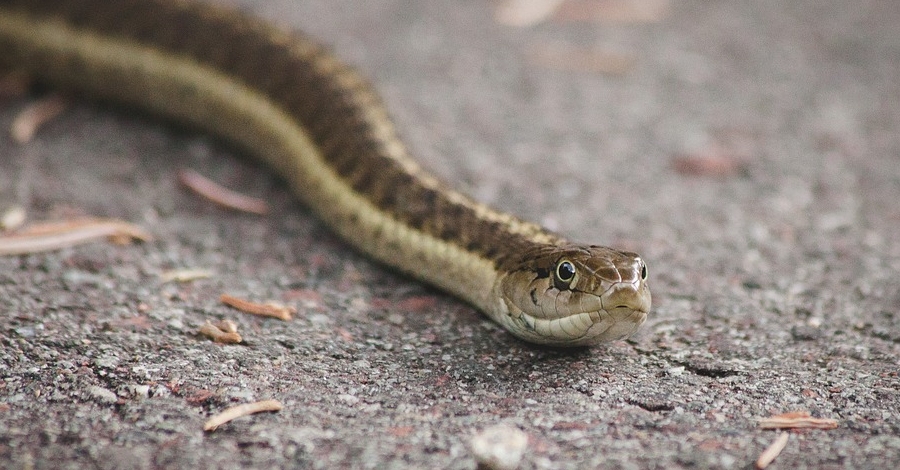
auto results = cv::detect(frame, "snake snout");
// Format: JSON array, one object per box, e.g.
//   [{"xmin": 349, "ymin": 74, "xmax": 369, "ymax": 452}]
[{"xmin": 602, "ymin": 281, "xmax": 652, "ymax": 314}]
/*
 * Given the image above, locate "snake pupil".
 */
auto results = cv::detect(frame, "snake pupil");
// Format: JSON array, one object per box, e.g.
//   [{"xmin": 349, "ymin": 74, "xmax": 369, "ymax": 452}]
[
  {"xmin": 640, "ymin": 262, "xmax": 648, "ymax": 280},
  {"xmin": 554, "ymin": 260, "xmax": 576, "ymax": 290}
]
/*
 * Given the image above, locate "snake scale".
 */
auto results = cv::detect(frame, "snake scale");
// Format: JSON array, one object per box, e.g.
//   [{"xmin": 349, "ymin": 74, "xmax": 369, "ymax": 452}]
[{"xmin": 0, "ymin": 0, "xmax": 650, "ymax": 346}]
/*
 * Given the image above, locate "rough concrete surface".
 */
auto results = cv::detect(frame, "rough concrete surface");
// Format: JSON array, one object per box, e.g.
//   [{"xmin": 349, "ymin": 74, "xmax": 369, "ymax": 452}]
[{"xmin": 1, "ymin": 0, "xmax": 899, "ymax": 468}]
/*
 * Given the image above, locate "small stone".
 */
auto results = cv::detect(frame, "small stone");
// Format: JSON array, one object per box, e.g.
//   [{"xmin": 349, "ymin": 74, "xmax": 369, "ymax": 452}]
[
  {"xmin": 94, "ymin": 356, "xmax": 120, "ymax": 369},
  {"xmin": 14, "ymin": 326, "xmax": 35, "ymax": 338},
  {"xmin": 470, "ymin": 425, "xmax": 529, "ymax": 470},
  {"xmin": 89, "ymin": 386, "xmax": 119, "ymax": 404},
  {"xmin": 132, "ymin": 385, "xmax": 151, "ymax": 398},
  {"xmin": 338, "ymin": 394, "xmax": 359, "ymax": 405}
]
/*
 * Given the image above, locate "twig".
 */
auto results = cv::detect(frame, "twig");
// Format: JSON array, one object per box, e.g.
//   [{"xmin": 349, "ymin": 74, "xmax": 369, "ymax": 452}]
[
  {"xmin": 220, "ymin": 294, "xmax": 295, "ymax": 321},
  {"xmin": 178, "ymin": 169, "xmax": 269, "ymax": 215},
  {"xmin": 755, "ymin": 432, "xmax": 789, "ymax": 469},
  {"xmin": 203, "ymin": 399, "xmax": 283, "ymax": 431},
  {"xmin": 0, "ymin": 218, "xmax": 151, "ymax": 256},
  {"xmin": 758, "ymin": 411, "xmax": 838, "ymax": 430},
  {"xmin": 198, "ymin": 320, "xmax": 242, "ymax": 344}
]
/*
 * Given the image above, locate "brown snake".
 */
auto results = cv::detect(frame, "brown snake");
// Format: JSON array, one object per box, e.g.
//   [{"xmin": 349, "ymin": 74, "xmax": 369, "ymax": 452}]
[{"xmin": 0, "ymin": 0, "xmax": 650, "ymax": 346}]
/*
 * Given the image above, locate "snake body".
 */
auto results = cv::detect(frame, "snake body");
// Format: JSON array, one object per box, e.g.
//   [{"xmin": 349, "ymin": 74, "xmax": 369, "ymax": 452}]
[{"xmin": 0, "ymin": 0, "xmax": 650, "ymax": 346}]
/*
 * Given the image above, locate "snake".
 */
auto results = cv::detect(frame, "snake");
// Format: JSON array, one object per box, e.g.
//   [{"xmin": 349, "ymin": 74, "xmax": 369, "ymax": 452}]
[{"xmin": 0, "ymin": 0, "xmax": 650, "ymax": 346}]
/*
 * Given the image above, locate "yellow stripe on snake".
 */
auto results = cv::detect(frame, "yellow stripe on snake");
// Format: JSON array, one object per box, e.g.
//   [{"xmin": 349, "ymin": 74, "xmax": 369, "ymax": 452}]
[{"xmin": 0, "ymin": 0, "xmax": 650, "ymax": 346}]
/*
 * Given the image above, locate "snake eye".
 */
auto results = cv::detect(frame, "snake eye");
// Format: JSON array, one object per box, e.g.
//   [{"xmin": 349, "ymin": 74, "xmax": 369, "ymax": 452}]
[
  {"xmin": 640, "ymin": 261, "xmax": 648, "ymax": 281},
  {"xmin": 553, "ymin": 260, "xmax": 576, "ymax": 290}
]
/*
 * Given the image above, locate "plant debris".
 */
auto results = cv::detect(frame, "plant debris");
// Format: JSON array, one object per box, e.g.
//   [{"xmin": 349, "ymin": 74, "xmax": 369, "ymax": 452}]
[
  {"xmin": 178, "ymin": 168, "xmax": 269, "ymax": 215},
  {"xmin": 10, "ymin": 93, "xmax": 69, "ymax": 143},
  {"xmin": 198, "ymin": 319, "xmax": 242, "ymax": 344},
  {"xmin": 755, "ymin": 432, "xmax": 789, "ymax": 469},
  {"xmin": 220, "ymin": 293, "xmax": 295, "ymax": 321},
  {"xmin": 758, "ymin": 411, "xmax": 838, "ymax": 430},
  {"xmin": 203, "ymin": 399, "xmax": 283, "ymax": 432},
  {"xmin": 0, "ymin": 218, "xmax": 151, "ymax": 256}
]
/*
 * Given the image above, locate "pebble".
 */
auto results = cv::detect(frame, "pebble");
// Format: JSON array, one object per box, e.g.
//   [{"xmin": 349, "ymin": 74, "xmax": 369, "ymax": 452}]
[
  {"xmin": 89, "ymin": 386, "xmax": 119, "ymax": 404},
  {"xmin": 470, "ymin": 425, "xmax": 529, "ymax": 470}
]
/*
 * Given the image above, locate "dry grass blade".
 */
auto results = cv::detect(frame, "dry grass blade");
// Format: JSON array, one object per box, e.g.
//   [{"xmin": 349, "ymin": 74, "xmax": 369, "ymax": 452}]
[
  {"xmin": 220, "ymin": 294, "xmax": 295, "ymax": 321},
  {"xmin": 178, "ymin": 168, "xmax": 269, "ymax": 215},
  {"xmin": 11, "ymin": 93, "xmax": 68, "ymax": 143},
  {"xmin": 758, "ymin": 411, "xmax": 838, "ymax": 430},
  {"xmin": 755, "ymin": 432, "xmax": 789, "ymax": 469},
  {"xmin": 203, "ymin": 399, "xmax": 283, "ymax": 431},
  {"xmin": 0, "ymin": 218, "xmax": 151, "ymax": 256},
  {"xmin": 159, "ymin": 268, "xmax": 215, "ymax": 283}
]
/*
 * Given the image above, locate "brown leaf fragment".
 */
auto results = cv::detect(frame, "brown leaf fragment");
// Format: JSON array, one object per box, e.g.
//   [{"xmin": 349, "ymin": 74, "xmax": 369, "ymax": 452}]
[
  {"xmin": 220, "ymin": 293, "xmax": 295, "ymax": 321},
  {"xmin": 198, "ymin": 320, "xmax": 242, "ymax": 344},
  {"xmin": 758, "ymin": 411, "xmax": 838, "ymax": 430},
  {"xmin": 0, "ymin": 218, "xmax": 151, "ymax": 256},
  {"xmin": 755, "ymin": 432, "xmax": 789, "ymax": 469},
  {"xmin": 203, "ymin": 399, "xmax": 283, "ymax": 431},
  {"xmin": 11, "ymin": 93, "xmax": 69, "ymax": 143},
  {"xmin": 184, "ymin": 389, "xmax": 214, "ymax": 405},
  {"xmin": 178, "ymin": 169, "xmax": 269, "ymax": 215}
]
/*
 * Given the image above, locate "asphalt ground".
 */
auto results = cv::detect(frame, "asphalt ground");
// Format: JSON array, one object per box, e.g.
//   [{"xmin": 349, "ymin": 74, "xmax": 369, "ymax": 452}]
[{"xmin": 1, "ymin": 0, "xmax": 899, "ymax": 468}]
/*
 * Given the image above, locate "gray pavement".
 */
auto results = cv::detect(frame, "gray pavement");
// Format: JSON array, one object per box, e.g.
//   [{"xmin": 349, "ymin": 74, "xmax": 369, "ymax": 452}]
[{"xmin": 1, "ymin": 0, "xmax": 898, "ymax": 468}]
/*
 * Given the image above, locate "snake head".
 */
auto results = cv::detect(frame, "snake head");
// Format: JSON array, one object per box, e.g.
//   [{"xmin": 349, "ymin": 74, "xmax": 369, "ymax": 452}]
[{"xmin": 491, "ymin": 244, "xmax": 651, "ymax": 346}]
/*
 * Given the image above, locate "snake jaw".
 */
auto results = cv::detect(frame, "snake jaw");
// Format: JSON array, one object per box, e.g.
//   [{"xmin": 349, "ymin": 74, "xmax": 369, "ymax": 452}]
[{"xmin": 496, "ymin": 302, "xmax": 648, "ymax": 347}]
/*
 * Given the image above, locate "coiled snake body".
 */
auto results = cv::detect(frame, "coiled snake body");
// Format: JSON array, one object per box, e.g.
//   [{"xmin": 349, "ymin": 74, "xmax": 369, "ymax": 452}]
[{"xmin": 0, "ymin": 0, "xmax": 650, "ymax": 346}]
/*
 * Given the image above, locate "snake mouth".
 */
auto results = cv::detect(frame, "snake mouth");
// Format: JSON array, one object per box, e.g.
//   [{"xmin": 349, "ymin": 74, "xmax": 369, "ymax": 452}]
[
  {"xmin": 584, "ymin": 307, "xmax": 648, "ymax": 343},
  {"xmin": 514, "ymin": 305, "xmax": 648, "ymax": 347}
]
